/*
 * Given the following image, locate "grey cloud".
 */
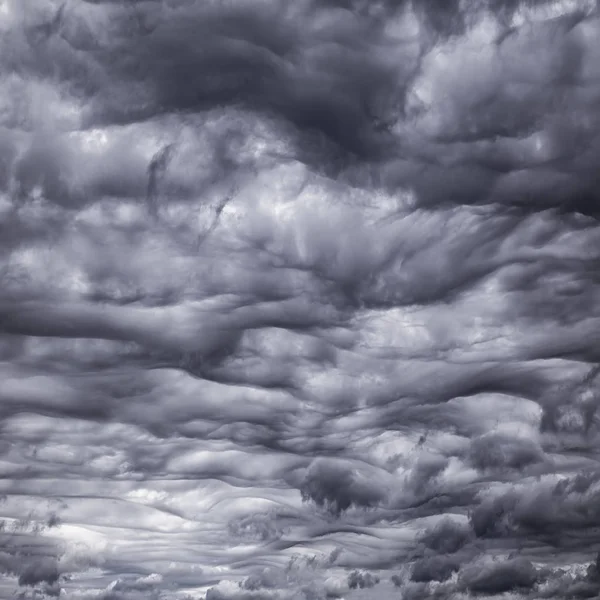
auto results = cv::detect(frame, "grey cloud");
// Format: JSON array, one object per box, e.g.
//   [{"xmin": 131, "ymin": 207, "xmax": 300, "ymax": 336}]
[
  {"xmin": 3, "ymin": 0, "xmax": 600, "ymax": 599},
  {"xmin": 418, "ymin": 517, "xmax": 472, "ymax": 554},
  {"xmin": 229, "ymin": 513, "xmax": 284, "ymax": 544},
  {"xmin": 459, "ymin": 557, "xmax": 540, "ymax": 594},
  {"xmin": 206, "ymin": 590, "xmax": 275, "ymax": 600},
  {"xmin": 470, "ymin": 470, "xmax": 600, "ymax": 548},
  {"xmin": 346, "ymin": 570, "xmax": 379, "ymax": 589},
  {"xmin": 17, "ymin": 558, "xmax": 60, "ymax": 587},
  {"xmin": 81, "ymin": 1, "xmax": 406, "ymax": 158},
  {"xmin": 410, "ymin": 555, "xmax": 460, "ymax": 583},
  {"xmin": 241, "ymin": 567, "xmax": 286, "ymax": 591},
  {"xmin": 468, "ymin": 431, "xmax": 545, "ymax": 471},
  {"xmin": 0, "ymin": 524, "xmax": 66, "ymax": 599},
  {"xmin": 299, "ymin": 458, "xmax": 388, "ymax": 514}
]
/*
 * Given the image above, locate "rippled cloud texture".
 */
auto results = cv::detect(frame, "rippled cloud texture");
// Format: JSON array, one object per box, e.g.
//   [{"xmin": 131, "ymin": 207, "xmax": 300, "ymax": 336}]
[{"xmin": 2, "ymin": 0, "xmax": 600, "ymax": 598}]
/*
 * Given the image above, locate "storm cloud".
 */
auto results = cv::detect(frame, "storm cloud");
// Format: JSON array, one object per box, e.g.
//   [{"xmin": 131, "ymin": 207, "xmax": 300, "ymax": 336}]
[{"xmin": 2, "ymin": 0, "xmax": 600, "ymax": 598}]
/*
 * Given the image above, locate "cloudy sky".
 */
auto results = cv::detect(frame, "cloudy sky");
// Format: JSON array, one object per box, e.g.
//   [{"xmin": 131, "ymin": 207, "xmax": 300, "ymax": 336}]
[{"xmin": 2, "ymin": 0, "xmax": 600, "ymax": 598}]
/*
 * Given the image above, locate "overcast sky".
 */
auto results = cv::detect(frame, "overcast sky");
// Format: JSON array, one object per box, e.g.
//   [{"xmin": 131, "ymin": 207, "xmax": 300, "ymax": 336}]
[{"xmin": 2, "ymin": 0, "xmax": 600, "ymax": 598}]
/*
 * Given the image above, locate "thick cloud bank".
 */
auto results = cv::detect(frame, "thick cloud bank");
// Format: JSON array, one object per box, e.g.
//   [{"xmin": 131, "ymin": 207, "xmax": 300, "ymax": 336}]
[{"xmin": 2, "ymin": 0, "xmax": 600, "ymax": 598}]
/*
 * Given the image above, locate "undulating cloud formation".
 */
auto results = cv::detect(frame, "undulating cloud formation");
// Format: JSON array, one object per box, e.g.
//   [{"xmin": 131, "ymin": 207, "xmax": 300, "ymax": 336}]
[{"xmin": 1, "ymin": 0, "xmax": 600, "ymax": 597}]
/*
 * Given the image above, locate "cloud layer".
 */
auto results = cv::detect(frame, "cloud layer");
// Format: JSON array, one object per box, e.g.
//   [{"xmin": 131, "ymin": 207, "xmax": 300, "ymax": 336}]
[{"xmin": 2, "ymin": 0, "xmax": 600, "ymax": 598}]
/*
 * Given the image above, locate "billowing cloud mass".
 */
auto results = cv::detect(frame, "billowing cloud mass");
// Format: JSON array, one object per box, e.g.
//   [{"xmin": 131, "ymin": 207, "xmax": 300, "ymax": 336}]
[{"xmin": 2, "ymin": 0, "xmax": 600, "ymax": 598}]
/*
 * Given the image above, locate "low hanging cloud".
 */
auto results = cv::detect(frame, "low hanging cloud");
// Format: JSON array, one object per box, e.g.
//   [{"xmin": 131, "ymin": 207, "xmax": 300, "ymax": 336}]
[{"xmin": 2, "ymin": 0, "xmax": 600, "ymax": 599}]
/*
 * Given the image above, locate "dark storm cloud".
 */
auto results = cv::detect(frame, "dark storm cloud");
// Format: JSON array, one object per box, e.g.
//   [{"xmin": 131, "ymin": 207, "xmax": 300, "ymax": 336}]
[
  {"xmin": 470, "ymin": 470, "xmax": 600, "ymax": 545},
  {"xmin": 0, "ymin": 519, "xmax": 68, "ymax": 600},
  {"xmin": 79, "ymin": 0, "xmax": 406, "ymax": 158},
  {"xmin": 459, "ymin": 557, "xmax": 540, "ymax": 594},
  {"xmin": 299, "ymin": 458, "xmax": 388, "ymax": 514},
  {"xmin": 3, "ymin": 0, "xmax": 600, "ymax": 599},
  {"xmin": 418, "ymin": 516, "xmax": 472, "ymax": 554},
  {"xmin": 9, "ymin": 0, "xmax": 596, "ymax": 210},
  {"xmin": 0, "ymin": 551, "xmax": 60, "ymax": 587},
  {"xmin": 468, "ymin": 430, "xmax": 545, "ymax": 471},
  {"xmin": 410, "ymin": 555, "xmax": 460, "ymax": 583}
]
